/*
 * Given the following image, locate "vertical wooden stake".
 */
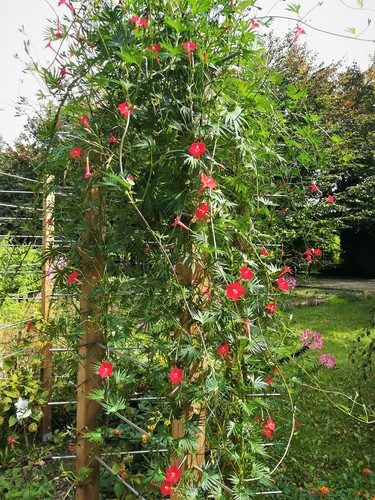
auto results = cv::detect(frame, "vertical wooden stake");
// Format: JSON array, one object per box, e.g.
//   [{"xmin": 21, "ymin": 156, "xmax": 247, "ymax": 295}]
[
  {"xmin": 171, "ymin": 256, "xmax": 207, "ymax": 499},
  {"xmin": 41, "ymin": 176, "xmax": 55, "ymax": 441},
  {"xmin": 76, "ymin": 186, "xmax": 104, "ymax": 500}
]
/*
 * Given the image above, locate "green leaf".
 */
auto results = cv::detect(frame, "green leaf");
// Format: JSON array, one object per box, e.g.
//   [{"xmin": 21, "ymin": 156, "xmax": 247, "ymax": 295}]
[
  {"xmin": 8, "ymin": 415, "xmax": 18, "ymax": 427},
  {"xmin": 237, "ymin": 0, "xmax": 255, "ymax": 9},
  {"xmin": 165, "ymin": 18, "xmax": 187, "ymax": 33},
  {"xmin": 285, "ymin": 3, "xmax": 301, "ymax": 14}
]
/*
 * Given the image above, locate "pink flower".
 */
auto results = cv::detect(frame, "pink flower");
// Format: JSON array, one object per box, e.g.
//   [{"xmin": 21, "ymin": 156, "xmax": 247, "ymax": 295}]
[
  {"xmin": 265, "ymin": 303, "xmax": 278, "ymax": 313},
  {"xmin": 248, "ymin": 18, "xmax": 260, "ymax": 30},
  {"xmin": 319, "ymin": 354, "xmax": 336, "ymax": 369},
  {"xmin": 277, "ymin": 277, "xmax": 289, "ymax": 291},
  {"xmin": 131, "ymin": 15, "xmax": 148, "ymax": 29},
  {"xmin": 362, "ymin": 468, "xmax": 371, "ymax": 474},
  {"xmin": 226, "ymin": 282, "xmax": 245, "ymax": 300},
  {"xmin": 310, "ymin": 183, "xmax": 319, "ymax": 192},
  {"xmin": 45, "ymin": 40, "xmax": 57, "ymax": 53},
  {"xmin": 195, "ymin": 204, "xmax": 210, "ymax": 219},
  {"xmin": 168, "ymin": 367, "xmax": 183, "ymax": 384},
  {"xmin": 261, "ymin": 248, "xmax": 269, "ymax": 257},
  {"xmin": 98, "ymin": 361, "xmax": 113, "ymax": 378},
  {"xmin": 198, "ymin": 173, "xmax": 217, "ymax": 193},
  {"xmin": 327, "ymin": 195, "xmax": 334, "ymax": 203},
  {"xmin": 217, "ymin": 343, "xmax": 229, "ymax": 355},
  {"xmin": 78, "ymin": 114, "xmax": 90, "ymax": 129},
  {"xmin": 54, "ymin": 20, "xmax": 63, "ymax": 38},
  {"xmin": 240, "ymin": 266, "xmax": 254, "ymax": 280},
  {"xmin": 67, "ymin": 271, "xmax": 80, "ymax": 283},
  {"xmin": 84, "ymin": 160, "xmax": 92, "ymax": 179},
  {"xmin": 189, "ymin": 142, "xmax": 206, "ymax": 160},
  {"xmin": 171, "ymin": 216, "xmax": 190, "ymax": 231},
  {"xmin": 109, "ymin": 134, "xmax": 118, "ymax": 143},
  {"xmin": 58, "ymin": 0, "xmax": 74, "ymax": 12},
  {"xmin": 70, "ymin": 147, "xmax": 82, "ymax": 160},
  {"xmin": 293, "ymin": 24, "xmax": 307, "ymax": 43},
  {"xmin": 160, "ymin": 480, "xmax": 173, "ymax": 497},
  {"xmin": 118, "ymin": 101, "xmax": 134, "ymax": 118},
  {"xmin": 165, "ymin": 465, "xmax": 182, "ymax": 484},
  {"xmin": 182, "ymin": 41, "xmax": 198, "ymax": 62},
  {"xmin": 300, "ymin": 330, "xmax": 323, "ymax": 350},
  {"xmin": 243, "ymin": 318, "xmax": 251, "ymax": 336}
]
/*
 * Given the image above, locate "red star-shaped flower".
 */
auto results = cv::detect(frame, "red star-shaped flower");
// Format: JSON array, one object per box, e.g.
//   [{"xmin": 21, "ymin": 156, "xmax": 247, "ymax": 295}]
[
  {"xmin": 265, "ymin": 303, "xmax": 278, "ymax": 313},
  {"xmin": 189, "ymin": 142, "xmax": 206, "ymax": 160},
  {"xmin": 98, "ymin": 361, "xmax": 113, "ymax": 378},
  {"xmin": 165, "ymin": 465, "xmax": 182, "ymax": 484},
  {"xmin": 277, "ymin": 277, "xmax": 289, "ymax": 291},
  {"xmin": 160, "ymin": 480, "xmax": 173, "ymax": 497},
  {"xmin": 279, "ymin": 264, "xmax": 293, "ymax": 277},
  {"xmin": 261, "ymin": 248, "xmax": 269, "ymax": 257},
  {"xmin": 118, "ymin": 101, "xmax": 134, "ymax": 118},
  {"xmin": 7, "ymin": 436, "xmax": 19, "ymax": 445},
  {"xmin": 78, "ymin": 114, "xmax": 90, "ymax": 129},
  {"xmin": 313, "ymin": 248, "xmax": 322, "ymax": 256},
  {"xmin": 226, "ymin": 282, "xmax": 245, "ymax": 300},
  {"xmin": 168, "ymin": 367, "xmax": 183, "ymax": 384},
  {"xmin": 198, "ymin": 173, "xmax": 217, "ymax": 193},
  {"xmin": 217, "ymin": 343, "xmax": 229, "ymax": 356},
  {"xmin": 67, "ymin": 271, "xmax": 80, "ymax": 284},
  {"xmin": 70, "ymin": 147, "xmax": 82, "ymax": 160},
  {"xmin": 240, "ymin": 267, "xmax": 254, "ymax": 280},
  {"xmin": 182, "ymin": 41, "xmax": 198, "ymax": 61},
  {"xmin": 195, "ymin": 204, "xmax": 210, "ymax": 219},
  {"xmin": 327, "ymin": 195, "xmax": 334, "ymax": 203},
  {"xmin": 131, "ymin": 15, "xmax": 148, "ymax": 29}
]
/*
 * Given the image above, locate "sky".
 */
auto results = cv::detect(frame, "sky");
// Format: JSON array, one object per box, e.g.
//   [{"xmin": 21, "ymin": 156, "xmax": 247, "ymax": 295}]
[{"xmin": 0, "ymin": 0, "xmax": 374, "ymax": 146}]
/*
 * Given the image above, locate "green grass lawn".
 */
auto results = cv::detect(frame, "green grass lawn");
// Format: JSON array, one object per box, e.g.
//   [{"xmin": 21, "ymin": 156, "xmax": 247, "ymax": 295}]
[{"xmin": 278, "ymin": 293, "xmax": 375, "ymax": 498}]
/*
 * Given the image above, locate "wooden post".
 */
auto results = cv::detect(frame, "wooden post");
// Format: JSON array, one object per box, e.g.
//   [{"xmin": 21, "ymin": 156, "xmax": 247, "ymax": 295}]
[
  {"xmin": 76, "ymin": 186, "xmax": 104, "ymax": 500},
  {"xmin": 41, "ymin": 176, "xmax": 55, "ymax": 441},
  {"xmin": 171, "ymin": 256, "xmax": 207, "ymax": 499}
]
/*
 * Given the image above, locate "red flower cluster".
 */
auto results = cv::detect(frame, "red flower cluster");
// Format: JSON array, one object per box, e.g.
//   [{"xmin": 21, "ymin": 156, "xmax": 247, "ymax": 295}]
[
  {"xmin": 159, "ymin": 465, "xmax": 182, "ymax": 496},
  {"xmin": 262, "ymin": 418, "xmax": 276, "ymax": 438}
]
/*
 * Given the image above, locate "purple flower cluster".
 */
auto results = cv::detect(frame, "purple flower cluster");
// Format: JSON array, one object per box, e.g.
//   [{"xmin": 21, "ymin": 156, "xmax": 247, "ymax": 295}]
[{"xmin": 318, "ymin": 354, "xmax": 336, "ymax": 369}]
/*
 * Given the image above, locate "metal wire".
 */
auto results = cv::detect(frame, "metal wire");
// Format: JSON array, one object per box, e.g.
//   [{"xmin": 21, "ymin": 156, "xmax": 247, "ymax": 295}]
[
  {"xmin": 0, "ymin": 172, "xmax": 37, "ymax": 183},
  {"xmin": 0, "ymin": 318, "xmax": 36, "ymax": 330},
  {"xmin": 0, "ymin": 202, "xmax": 42, "ymax": 211},
  {"xmin": 97, "ymin": 401, "xmax": 151, "ymax": 437},
  {"xmin": 95, "ymin": 456, "xmax": 147, "ymax": 499}
]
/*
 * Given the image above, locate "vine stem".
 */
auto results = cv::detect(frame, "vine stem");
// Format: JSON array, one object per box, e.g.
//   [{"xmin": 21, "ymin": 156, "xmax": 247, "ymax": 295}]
[{"xmin": 119, "ymin": 114, "xmax": 131, "ymax": 175}]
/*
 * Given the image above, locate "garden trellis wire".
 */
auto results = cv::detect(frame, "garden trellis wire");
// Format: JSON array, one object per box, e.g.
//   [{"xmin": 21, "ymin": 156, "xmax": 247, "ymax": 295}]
[{"xmin": 0, "ymin": 177, "xmax": 285, "ymax": 498}]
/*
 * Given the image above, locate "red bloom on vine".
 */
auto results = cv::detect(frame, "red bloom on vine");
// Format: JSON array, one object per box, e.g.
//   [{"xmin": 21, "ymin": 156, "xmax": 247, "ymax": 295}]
[
  {"xmin": 327, "ymin": 195, "xmax": 334, "ymax": 203},
  {"xmin": 217, "ymin": 343, "xmax": 229, "ymax": 356},
  {"xmin": 293, "ymin": 24, "xmax": 307, "ymax": 43},
  {"xmin": 84, "ymin": 160, "xmax": 92, "ymax": 179},
  {"xmin": 70, "ymin": 147, "xmax": 82, "ymax": 160},
  {"xmin": 171, "ymin": 216, "xmax": 190, "ymax": 231},
  {"xmin": 313, "ymin": 248, "xmax": 322, "ymax": 256},
  {"xmin": 131, "ymin": 15, "xmax": 148, "ymax": 29},
  {"xmin": 279, "ymin": 264, "xmax": 293, "ymax": 277},
  {"xmin": 67, "ymin": 271, "xmax": 80, "ymax": 284},
  {"xmin": 303, "ymin": 248, "xmax": 313, "ymax": 262},
  {"xmin": 226, "ymin": 282, "xmax": 245, "ymax": 300},
  {"xmin": 198, "ymin": 173, "xmax": 217, "ymax": 193},
  {"xmin": 243, "ymin": 318, "xmax": 251, "ymax": 336},
  {"xmin": 266, "ymin": 376, "xmax": 273, "ymax": 385},
  {"xmin": 189, "ymin": 142, "xmax": 206, "ymax": 160},
  {"xmin": 165, "ymin": 465, "xmax": 182, "ymax": 484},
  {"xmin": 310, "ymin": 183, "xmax": 319, "ymax": 192},
  {"xmin": 160, "ymin": 480, "xmax": 173, "ymax": 497},
  {"xmin": 240, "ymin": 267, "xmax": 254, "ymax": 280},
  {"xmin": 58, "ymin": 0, "xmax": 74, "ymax": 12},
  {"xmin": 182, "ymin": 41, "xmax": 198, "ymax": 62},
  {"xmin": 263, "ymin": 418, "xmax": 276, "ymax": 438},
  {"xmin": 248, "ymin": 18, "xmax": 260, "ymax": 30},
  {"xmin": 7, "ymin": 436, "xmax": 19, "ymax": 445},
  {"xmin": 265, "ymin": 303, "xmax": 278, "ymax": 313},
  {"xmin": 54, "ymin": 20, "xmax": 63, "ymax": 38},
  {"xmin": 27, "ymin": 321, "xmax": 36, "ymax": 332},
  {"xmin": 109, "ymin": 135, "xmax": 118, "ymax": 143},
  {"xmin": 148, "ymin": 43, "xmax": 161, "ymax": 63},
  {"xmin": 118, "ymin": 101, "xmax": 134, "ymax": 118},
  {"xmin": 168, "ymin": 367, "xmax": 183, "ymax": 384},
  {"xmin": 261, "ymin": 247, "xmax": 269, "ymax": 257},
  {"xmin": 277, "ymin": 277, "xmax": 289, "ymax": 291},
  {"xmin": 362, "ymin": 468, "xmax": 371, "ymax": 474},
  {"xmin": 78, "ymin": 114, "xmax": 90, "ymax": 129},
  {"xmin": 195, "ymin": 204, "xmax": 210, "ymax": 219},
  {"xmin": 98, "ymin": 361, "xmax": 113, "ymax": 378}
]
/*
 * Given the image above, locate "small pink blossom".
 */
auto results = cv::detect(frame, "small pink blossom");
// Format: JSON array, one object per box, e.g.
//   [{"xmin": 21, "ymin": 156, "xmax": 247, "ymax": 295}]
[
  {"xmin": 319, "ymin": 354, "xmax": 336, "ymax": 369},
  {"xmin": 118, "ymin": 101, "xmax": 134, "ymax": 118},
  {"xmin": 293, "ymin": 24, "xmax": 307, "ymax": 43},
  {"xmin": 84, "ymin": 160, "xmax": 92, "ymax": 179},
  {"xmin": 248, "ymin": 18, "xmax": 260, "ymax": 30},
  {"xmin": 310, "ymin": 183, "xmax": 319, "ymax": 192},
  {"xmin": 171, "ymin": 216, "xmax": 190, "ymax": 231},
  {"xmin": 182, "ymin": 41, "xmax": 198, "ymax": 62},
  {"xmin": 131, "ymin": 15, "xmax": 148, "ymax": 29},
  {"xmin": 109, "ymin": 134, "xmax": 118, "ymax": 143},
  {"xmin": 300, "ymin": 329, "xmax": 323, "ymax": 350},
  {"xmin": 198, "ymin": 173, "xmax": 217, "ymax": 193},
  {"xmin": 58, "ymin": 0, "xmax": 74, "ymax": 12},
  {"xmin": 327, "ymin": 195, "xmax": 335, "ymax": 203}
]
